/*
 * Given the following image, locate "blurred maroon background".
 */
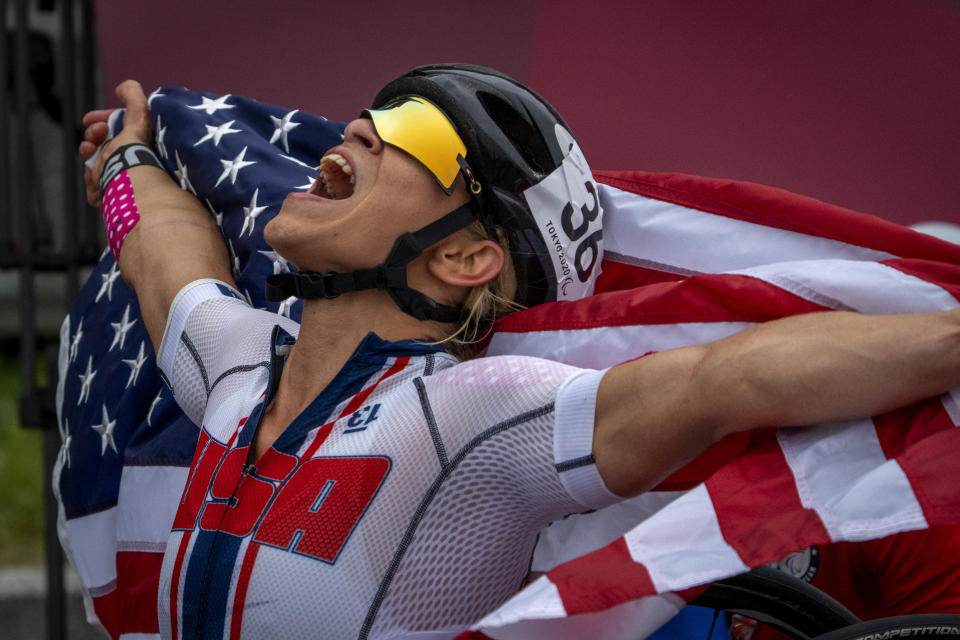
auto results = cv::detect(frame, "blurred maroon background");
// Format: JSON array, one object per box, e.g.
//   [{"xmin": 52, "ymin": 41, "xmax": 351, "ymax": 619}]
[{"xmin": 94, "ymin": 0, "xmax": 959, "ymax": 226}]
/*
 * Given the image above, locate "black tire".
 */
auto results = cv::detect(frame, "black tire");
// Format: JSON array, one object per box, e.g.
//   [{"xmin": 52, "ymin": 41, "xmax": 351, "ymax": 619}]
[
  {"xmin": 813, "ymin": 614, "xmax": 960, "ymax": 640},
  {"xmin": 690, "ymin": 566, "xmax": 860, "ymax": 639}
]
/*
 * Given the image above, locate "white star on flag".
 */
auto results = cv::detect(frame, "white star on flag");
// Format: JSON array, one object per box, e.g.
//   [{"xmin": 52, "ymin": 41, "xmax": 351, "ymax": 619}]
[
  {"xmin": 174, "ymin": 150, "xmax": 196, "ymax": 194},
  {"xmin": 279, "ymin": 153, "xmax": 318, "ymax": 171},
  {"xmin": 146, "ymin": 392, "xmax": 162, "ymax": 427},
  {"xmin": 205, "ymin": 198, "xmax": 224, "ymax": 229},
  {"xmin": 109, "ymin": 305, "xmax": 137, "ymax": 351},
  {"xmin": 277, "ymin": 296, "xmax": 298, "ymax": 318},
  {"xmin": 228, "ymin": 239, "xmax": 242, "ymax": 276},
  {"xmin": 94, "ymin": 261, "xmax": 121, "ymax": 303},
  {"xmin": 195, "ymin": 120, "xmax": 242, "ymax": 147},
  {"xmin": 240, "ymin": 188, "xmax": 267, "ymax": 237},
  {"xmin": 122, "ymin": 341, "xmax": 149, "ymax": 388},
  {"xmin": 76, "ymin": 355, "xmax": 97, "ymax": 406},
  {"xmin": 155, "ymin": 115, "xmax": 168, "ymax": 159},
  {"xmin": 215, "ymin": 146, "xmax": 256, "ymax": 187},
  {"xmin": 187, "ymin": 94, "xmax": 235, "ymax": 115},
  {"xmin": 91, "ymin": 404, "xmax": 118, "ymax": 455},
  {"xmin": 269, "ymin": 110, "xmax": 301, "ymax": 153},
  {"xmin": 147, "ymin": 88, "xmax": 165, "ymax": 107},
  {"xmin": 258, "ymin": 248, "xmax": 291, "ymax": 274},
  {"xmin": 59, "ymin": 419, "xmax": 72, "ymax": 469},
  {"xmin": 69, "ymin": 317, "xmax": 83, "ymax": 363}
]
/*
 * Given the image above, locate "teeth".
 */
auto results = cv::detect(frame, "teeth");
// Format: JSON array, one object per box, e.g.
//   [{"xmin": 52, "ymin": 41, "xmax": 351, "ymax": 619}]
[{"xmin": 322, "ymin": 153, "xmax": 355, "ymax": 184}]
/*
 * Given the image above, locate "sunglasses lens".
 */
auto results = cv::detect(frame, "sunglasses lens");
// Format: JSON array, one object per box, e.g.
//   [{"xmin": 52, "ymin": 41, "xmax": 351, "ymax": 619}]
[{"xmin": 365, "ymin": 97, "xmax": 466, "ymax": 193}]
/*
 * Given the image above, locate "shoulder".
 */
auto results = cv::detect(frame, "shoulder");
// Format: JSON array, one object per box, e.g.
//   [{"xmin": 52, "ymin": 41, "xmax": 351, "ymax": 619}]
[{"xmin": 434, "ymin": 354, "xmax": 585, "ymax": 390}]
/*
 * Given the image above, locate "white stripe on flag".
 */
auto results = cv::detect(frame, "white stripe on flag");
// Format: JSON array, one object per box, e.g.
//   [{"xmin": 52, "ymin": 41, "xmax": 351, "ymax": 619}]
[
  {"xmin": 599, "ymin": 185, "xmax": 894, "ymax": 274},
  {"xmin": 777, "ymin": 420, "xmax": 927, "ymax": 540},
  {"xmin": 63, "ymin": 507, "xmax": 118, "ymax": 590},
  {"xmin": 943, "ymin": 389, "xmax": 960, "ymax": 427},
  {"xmin": 487, "ymin": 322, "xmax": 753, "ymax": 369},
  {"xmin": 734, "ymin": 260, "xmax": 960, "ymax": 314},
  {"xmin": 624, "ymin": 485, "xmax": 748, "ymax": 592},
  {"xmin": 117, "ymin": 465, "xmax": 190, "ymax": 547},
  {"xmin": 470, "ymin": 576, "xmax": 686, "ymax": 640},
  {"xmin": 532, "ymin": 491, "xmax": 684, "ymax": 572},
  {"xmin": 118, "ymin": 634, "xmax": 161, "ymax": 640}
]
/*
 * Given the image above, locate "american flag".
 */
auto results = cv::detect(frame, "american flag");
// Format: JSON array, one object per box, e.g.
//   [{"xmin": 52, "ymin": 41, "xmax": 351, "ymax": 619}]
[{"xmin": 54, "ymin": 89, "xmax": 960, "ymax": 639}]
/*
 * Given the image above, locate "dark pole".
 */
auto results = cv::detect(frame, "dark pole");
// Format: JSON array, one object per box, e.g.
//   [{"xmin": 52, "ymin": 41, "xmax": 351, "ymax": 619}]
[{"xmin": 0, "ymin": 0, "xmax": 11, "ymax": 257}]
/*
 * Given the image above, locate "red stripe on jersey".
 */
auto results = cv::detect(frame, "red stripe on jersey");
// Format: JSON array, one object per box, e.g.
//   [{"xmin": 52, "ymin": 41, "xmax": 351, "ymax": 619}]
[
  {"xmin": 706, "ymin": 431, "xmax": 831, "ymax": 566},
  {"xmin": 549, "ymin": 537, "xmax": 656, "ymax": 614},
  {"xmin": 229, "ymin": 542, "xmax": 261, "ymax": 640},
  {"xmin": 169, "ymin": 530, "xmax": 193, "ymax": 640},
  {"xmin": 494, "ymin": 273, "xmax": 829, "ymax": 333},
  {"xmin": 300, "ymin": 356, "xmax": 411, "ymax": 460},
  {"xmin": 594, "ymin": 170, "xmax": 960, "ymax": 265},
  {"xmin": 116, "ymin": 550, "xmax": 164, "ymax": 634}
]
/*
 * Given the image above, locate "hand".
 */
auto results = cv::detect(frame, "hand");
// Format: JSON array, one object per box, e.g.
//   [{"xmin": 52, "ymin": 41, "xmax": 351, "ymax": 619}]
[{"xmin": 79, "ymin": 80, "xmax": 154, "ymax": 207}]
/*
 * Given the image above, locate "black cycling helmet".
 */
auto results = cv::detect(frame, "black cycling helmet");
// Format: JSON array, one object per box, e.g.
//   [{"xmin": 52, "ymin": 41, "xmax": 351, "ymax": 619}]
[{"xmin": 266, "ymin": 63, "xmax": 603, "ymax": 321}]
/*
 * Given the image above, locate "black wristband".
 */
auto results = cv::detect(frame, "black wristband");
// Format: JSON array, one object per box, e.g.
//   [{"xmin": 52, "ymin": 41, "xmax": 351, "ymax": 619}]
[{"xmin": 99, "ymin": 143, "xmax": 163, "ymax": 193}]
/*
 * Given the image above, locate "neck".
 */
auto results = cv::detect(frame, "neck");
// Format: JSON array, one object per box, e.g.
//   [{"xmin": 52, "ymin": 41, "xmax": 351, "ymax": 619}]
[{"xmin": 268, "ymin": 289, "xmax": 444, "ymax": 423}]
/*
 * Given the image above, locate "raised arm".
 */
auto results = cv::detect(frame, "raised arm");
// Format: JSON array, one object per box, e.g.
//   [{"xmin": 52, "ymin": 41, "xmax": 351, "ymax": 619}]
[
  {"xmin": 593, "ymin": 308, "xmax": 960, "ymax": 497},
  {"xmin": 80, "ymin": 80, "xmax": 234, "ymax": 349}
]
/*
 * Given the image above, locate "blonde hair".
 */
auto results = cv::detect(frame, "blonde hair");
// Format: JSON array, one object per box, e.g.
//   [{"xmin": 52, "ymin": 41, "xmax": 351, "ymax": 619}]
[{"xmin": 438, "ymin": 221, "xmax": 520, "ymax": 360}]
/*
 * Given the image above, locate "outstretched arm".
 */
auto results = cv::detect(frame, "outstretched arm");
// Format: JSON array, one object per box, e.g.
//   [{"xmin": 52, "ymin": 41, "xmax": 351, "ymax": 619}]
[
  {"xmin": 593, "ymin": 308, "xmax": 960, "ymax": 497},
  {"xmin": 80, "ymin": 80, "xmax": 234, "ymax": 349}
]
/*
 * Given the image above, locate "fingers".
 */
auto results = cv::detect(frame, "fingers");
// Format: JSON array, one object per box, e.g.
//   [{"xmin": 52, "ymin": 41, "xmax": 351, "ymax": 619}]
[
  {"xmin": 116, "ymin": 80, "xmax": 152, "ymax": 139},
  {"xmin": 78, "ymin": 79, "xmax": 156, "ymax": 204},
  {"xmin": 84, "ymin": 167, "xmax": 101, "ymax": 208},
  {"xmin": 80, "ymin": 121, "xmax": 110, "ymax": 159}
]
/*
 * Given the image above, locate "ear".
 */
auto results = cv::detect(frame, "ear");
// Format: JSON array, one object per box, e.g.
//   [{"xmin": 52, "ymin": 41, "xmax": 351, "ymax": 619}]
[{"xmin": 426, "ymin": 232, "xmax": 505, "ymax": 288}]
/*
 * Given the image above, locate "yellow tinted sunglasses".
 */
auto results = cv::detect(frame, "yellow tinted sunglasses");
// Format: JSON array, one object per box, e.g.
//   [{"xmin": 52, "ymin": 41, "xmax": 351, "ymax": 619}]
[{"xmin": 364, "ymin": 96, "xmax": 468, "ymax": 195}]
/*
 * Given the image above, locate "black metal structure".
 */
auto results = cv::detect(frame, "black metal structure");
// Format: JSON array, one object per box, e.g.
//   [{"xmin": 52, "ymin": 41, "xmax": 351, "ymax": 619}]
[{"xmin": 3, "ymin": 0, "xmax": 100, "ymax": 637}]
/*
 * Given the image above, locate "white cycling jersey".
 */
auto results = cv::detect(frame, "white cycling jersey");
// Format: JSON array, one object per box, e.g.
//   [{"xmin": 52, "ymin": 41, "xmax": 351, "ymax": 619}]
[{"xmin": 155, "ymin": 279, "xmax": 617, "ymax": 639}]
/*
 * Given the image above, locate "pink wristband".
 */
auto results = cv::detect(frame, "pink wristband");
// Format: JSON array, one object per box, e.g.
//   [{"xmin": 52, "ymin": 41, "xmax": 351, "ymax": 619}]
[{"xmin": 100, "ymin": 169, "xmax": 141, "ymax": 259}]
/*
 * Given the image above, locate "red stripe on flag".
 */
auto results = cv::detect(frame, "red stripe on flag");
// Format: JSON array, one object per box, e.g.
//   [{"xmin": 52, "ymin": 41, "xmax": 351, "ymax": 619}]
[
  {"xmin": 654, "ymin": 432, "xmax": 752, "ymax": 491},
  {"xmin": 495, "ymin": 273, "xmax": 829, "ymax": 334},
  {"xmin": 549, "ymin": 537, "xmax": 656, "ymax": 615},
  {"xmin": 594, "ymin": 260, "xmax": 687, "ymax": 293},
  {"xmin": 873, "ymin": 398, "xmax": 955, "ymax": 461},
  {"xmin": 91, "ymin": 587, "xmax": 121, "ymax": 640},
  {"xmin": 594, "ymin": 170, "xmax": 960, "ymax": 265},
  {"xmin": 170, "ymin": 531, "xmax": 193, "ymax": 640},
  {"xmin": 706, "ymin": 431, "xmax": 831, "ymax": 567},
  {"xmin": 897, "ymin": 428, "xmax": 960, "ymax": 526},
  {"xmin": 881, "ymin": 258, "xmax": 960, "ymax": 302},
  {"xmin": 116, "ymin": 550, "xmax": 164, "ymax": 634},
  {"xmin": 229, "ymin": 542, "xmax": 261, "ymax": 640}
]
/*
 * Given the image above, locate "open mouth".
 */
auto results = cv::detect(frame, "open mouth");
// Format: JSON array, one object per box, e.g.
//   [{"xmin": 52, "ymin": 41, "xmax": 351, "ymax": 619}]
[{"xmin": 310, "ymin": 152, "xmax": 356, "ymax": 200}]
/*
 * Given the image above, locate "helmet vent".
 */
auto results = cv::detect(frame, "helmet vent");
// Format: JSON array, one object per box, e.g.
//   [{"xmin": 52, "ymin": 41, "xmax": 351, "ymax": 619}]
[{"xmin": 476, "ymin": 91, "xmax": 551, "ymax": 175}]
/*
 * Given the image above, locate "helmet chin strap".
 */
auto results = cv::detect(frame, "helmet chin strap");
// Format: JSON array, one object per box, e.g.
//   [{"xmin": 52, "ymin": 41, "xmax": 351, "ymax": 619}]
[{"xmin": 265, "ymin": 202, "xmax": 478, "ymax": 323}]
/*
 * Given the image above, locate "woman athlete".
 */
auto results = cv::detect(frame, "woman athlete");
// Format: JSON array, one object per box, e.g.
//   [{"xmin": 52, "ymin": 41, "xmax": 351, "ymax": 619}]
[{"xmin": 80, "ymin": 65, "xmax": 960, "ymax": 639}]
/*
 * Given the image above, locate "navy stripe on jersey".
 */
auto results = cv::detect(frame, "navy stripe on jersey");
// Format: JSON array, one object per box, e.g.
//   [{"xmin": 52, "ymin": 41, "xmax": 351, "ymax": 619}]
[
  {"xmin": 555, "ymin": 454, "xmax": 596, "ymax": 473},
  {"xmin": 180, "ymin": 333, "xmax": 211, "ymax": 397},
  {"xmin": 414, "ymin": 377, "xmax": 448, "ymax": 467},
  {"xmin": 360, "ymin": 401, "xmax": 556, "ymax": 639},
  {"xmin": 184, "ymin": 528, "xmax": 244, "ymax": 639}
]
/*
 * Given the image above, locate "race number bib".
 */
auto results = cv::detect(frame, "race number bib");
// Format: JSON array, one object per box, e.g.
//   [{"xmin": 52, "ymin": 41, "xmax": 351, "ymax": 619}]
[{"xmin": 522, "ymin": 124, "xmax": 603, "ymax": 301}]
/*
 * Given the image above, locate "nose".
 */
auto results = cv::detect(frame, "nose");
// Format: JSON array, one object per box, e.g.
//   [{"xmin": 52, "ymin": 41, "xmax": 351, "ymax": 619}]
[{"xmin": 343, "ymin": 117, "xmax": 383, "ymax": 153}]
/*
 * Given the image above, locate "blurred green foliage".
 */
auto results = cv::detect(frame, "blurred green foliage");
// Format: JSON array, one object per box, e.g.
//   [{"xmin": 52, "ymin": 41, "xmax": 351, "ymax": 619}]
[{"xmin": 0, "ymin": 353, "xmax": 44, "ymax": 565}]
